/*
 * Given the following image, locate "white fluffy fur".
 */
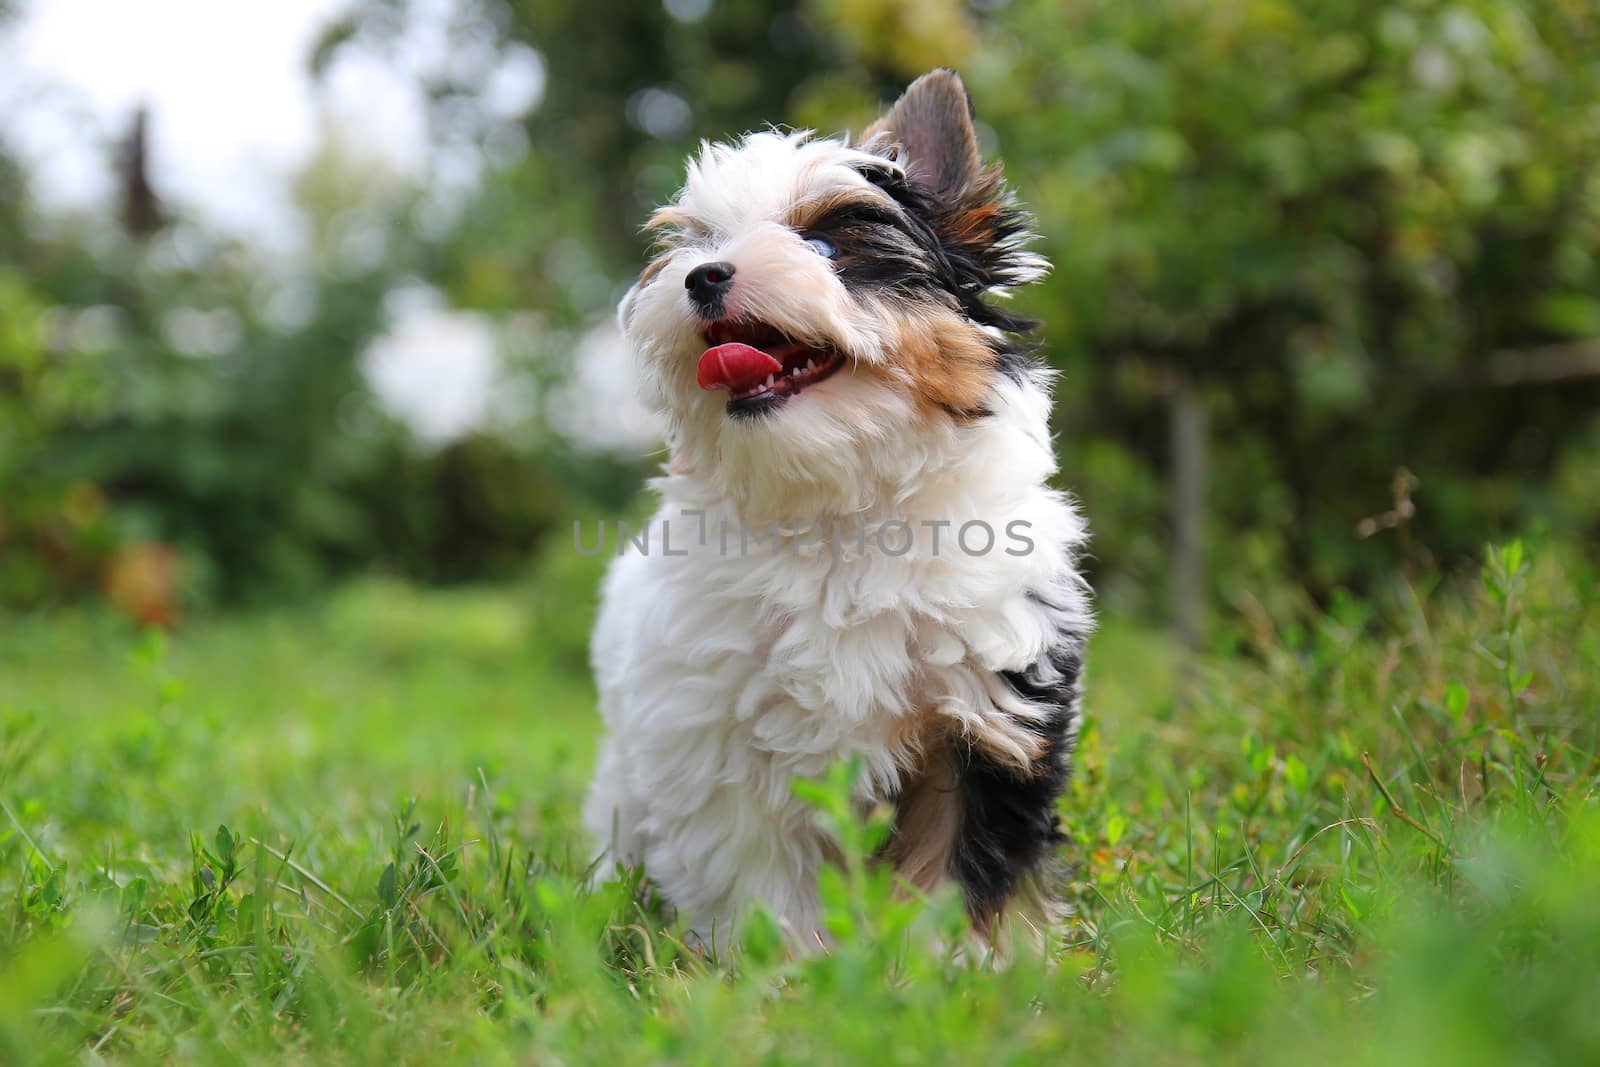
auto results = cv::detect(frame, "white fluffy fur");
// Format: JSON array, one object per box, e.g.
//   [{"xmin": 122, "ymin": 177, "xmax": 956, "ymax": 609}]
[{"xmin": 585, "ymin": 130, "xmax": 1090, "ymax": 944}]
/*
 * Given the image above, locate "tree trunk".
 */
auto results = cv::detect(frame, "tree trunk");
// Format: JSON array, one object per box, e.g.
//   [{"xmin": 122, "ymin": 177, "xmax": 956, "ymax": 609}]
[{"xmin": 1170, "ymin": 375, "xmax": 1208, "ymax": 665}]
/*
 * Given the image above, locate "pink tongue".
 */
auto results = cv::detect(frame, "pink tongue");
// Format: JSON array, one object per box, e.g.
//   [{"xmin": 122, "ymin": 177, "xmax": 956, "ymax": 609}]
[{"xmin": 697, "ymin": 342, "xmax": 783, "ymax": 392}]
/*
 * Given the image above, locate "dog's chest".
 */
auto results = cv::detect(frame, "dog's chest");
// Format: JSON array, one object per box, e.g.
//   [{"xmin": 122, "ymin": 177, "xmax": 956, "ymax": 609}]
[{"xmin": 653, "ymin": 534, "xmax": 945, "ymax": 764}]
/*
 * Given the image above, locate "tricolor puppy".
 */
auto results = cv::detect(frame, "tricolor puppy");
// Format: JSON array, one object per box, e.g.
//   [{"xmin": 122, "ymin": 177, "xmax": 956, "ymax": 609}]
[{"xmin": 586, "ymin": 69, "xmax": 1092, "ymax": 946}]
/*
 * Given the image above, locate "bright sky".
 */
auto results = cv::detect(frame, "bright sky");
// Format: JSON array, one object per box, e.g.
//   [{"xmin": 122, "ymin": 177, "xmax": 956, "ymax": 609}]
[{"xmin": 0, "ymin": 0, "xmax": 435, "ymax": 252}]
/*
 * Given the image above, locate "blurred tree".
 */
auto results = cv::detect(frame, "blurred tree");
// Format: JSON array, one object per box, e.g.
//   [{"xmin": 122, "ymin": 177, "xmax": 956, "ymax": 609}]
[
  {"xmin": 119, "ymin": 106, "xmax": 165, "ymax": 240},
  {"xmin": 973, "ymin": 0, "xmax": 1600, "ymax": 620},
  {"xmin": 0, "ymin": 111, "xmax": 580, "ymax": 609}
]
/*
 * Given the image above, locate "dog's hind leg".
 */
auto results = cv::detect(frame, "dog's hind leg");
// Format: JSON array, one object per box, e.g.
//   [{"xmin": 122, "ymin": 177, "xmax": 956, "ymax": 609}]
[{"xmin": 885, "ymin": 635, "xmax": 1085, "ymax": 939}]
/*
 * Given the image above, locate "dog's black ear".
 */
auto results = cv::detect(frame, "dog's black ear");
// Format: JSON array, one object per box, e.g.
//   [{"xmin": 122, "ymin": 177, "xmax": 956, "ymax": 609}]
[{"xmin": 861, "ymin": 68, "xmax": 982, "ymax": 199}]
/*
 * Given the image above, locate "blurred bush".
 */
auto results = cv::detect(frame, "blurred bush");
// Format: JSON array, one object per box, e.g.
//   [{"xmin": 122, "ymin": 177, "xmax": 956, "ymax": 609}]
[
  {"xmin": 984, "ymin": 0, "xmax": 1600, "ymax": 615},
  {"xmin": 0, "ymin": 189, "xmax": 631, "ymax": 612}
]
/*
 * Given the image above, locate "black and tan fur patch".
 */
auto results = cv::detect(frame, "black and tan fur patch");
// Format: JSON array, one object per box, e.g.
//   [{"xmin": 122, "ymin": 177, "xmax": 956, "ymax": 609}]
[
  {"xmin": 821, "ymin": 69, "xmax": 1043, "ymax": 415},
  {"xmin": 880, "ymin": 611, "xmax": 1086, "ymax": 935}
]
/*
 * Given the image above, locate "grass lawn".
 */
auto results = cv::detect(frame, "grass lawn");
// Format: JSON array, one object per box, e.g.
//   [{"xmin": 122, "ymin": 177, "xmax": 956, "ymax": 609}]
[{"xmin": 0, "ymin": 542, "xmax": 1597, "ymax": 1065}]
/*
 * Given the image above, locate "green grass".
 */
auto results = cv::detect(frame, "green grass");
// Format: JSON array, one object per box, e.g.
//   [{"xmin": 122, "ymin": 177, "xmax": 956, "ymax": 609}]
[{"xmin": 0, "ymin": 542, "xmax": 1597, "ymax": 1065}]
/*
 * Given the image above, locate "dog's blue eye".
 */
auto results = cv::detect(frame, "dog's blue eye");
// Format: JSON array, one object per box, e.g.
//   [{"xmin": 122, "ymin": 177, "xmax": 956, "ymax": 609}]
[{"xmin": 803, "ymin": 235, "xmax": 836, "ymax": 258}]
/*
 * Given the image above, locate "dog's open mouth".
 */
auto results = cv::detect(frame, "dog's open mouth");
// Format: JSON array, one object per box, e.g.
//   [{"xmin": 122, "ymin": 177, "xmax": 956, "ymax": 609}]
[{"xmin": 697, "ymin": 321, "xmax": 845, "ymax": 417}]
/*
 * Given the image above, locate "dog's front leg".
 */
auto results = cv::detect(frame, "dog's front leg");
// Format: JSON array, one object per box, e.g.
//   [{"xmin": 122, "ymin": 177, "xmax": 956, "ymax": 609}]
[{"xmin": 643, "ymin": 782, "xmax": 832, "ymax": 952}]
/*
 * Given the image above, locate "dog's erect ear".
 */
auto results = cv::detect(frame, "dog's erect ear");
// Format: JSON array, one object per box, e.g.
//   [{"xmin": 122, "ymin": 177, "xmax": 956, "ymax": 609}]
[
  {"xmin": 862, "ymin": 68, "xmax": 981, "ymax": 199},
  {"xmin": 861, "ymin": 69, "xmax": 1045, "ymax": 311}
]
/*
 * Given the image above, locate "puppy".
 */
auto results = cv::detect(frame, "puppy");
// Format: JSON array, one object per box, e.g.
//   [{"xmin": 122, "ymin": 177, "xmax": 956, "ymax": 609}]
[{"xmin": 585, "ymin": 69, "xmax": 1091, "ymax": 946}]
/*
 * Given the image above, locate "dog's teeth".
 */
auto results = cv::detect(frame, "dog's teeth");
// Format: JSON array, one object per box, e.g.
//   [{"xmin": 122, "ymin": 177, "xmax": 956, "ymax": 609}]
[
  {"xmin": 765, "ymin": 375, "xmax": 775, "ymax": 388},
  {"xmin": 804, "ymin": 359, "xmax": 815, "ymax": 373}
]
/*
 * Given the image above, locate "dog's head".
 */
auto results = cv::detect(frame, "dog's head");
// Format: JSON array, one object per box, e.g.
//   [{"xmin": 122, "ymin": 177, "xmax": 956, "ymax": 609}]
[{"xmin": 621, "ymin": 69, "xmax": 1046, "ymax": 517}]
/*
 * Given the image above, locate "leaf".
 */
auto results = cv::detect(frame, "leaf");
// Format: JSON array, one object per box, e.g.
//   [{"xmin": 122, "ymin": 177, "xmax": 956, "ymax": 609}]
[
  {"xmin": 1284, "ymin": 754, "xmax": 1310, "ymax": 795},
  {"xmin": 740, "ymin": 907, "xmax": 786, "ymax": 968},
  {"xmin": 214, "ymin": 824, "xmax": 235, "ymax": 863},
  {"xmin": 789, "ymin": 778, "xmax": 832, "ymax": 809},
  {"xmin": 1445, "ymin": 682, "xmax": 1469, "ymax": 721},
  {"xmin": 120, "ymin": 877, "xmax": 149, "ymax": 917},
  {"xmin": 377, "ymin": 862, "xmax": 398, "ymax": 909},
  {"xmin": 1532, "ymin": 293, "xmax": 1600, "ymax": 338}
]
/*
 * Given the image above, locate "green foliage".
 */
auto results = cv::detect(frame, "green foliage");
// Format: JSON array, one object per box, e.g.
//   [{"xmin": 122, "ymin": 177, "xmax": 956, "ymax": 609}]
[
  {"xmin": 0, "ymin": 543, "xmax": 1594, "ymax": 1063},
  {"xmin": 0, "ymin": 81, "xmax": 644, "ymax": 611},
  {"xmin": 978, "ymin": 0, "xmax": 1600, "ymax": 605},
  {"xmin": 0, "ymin": 216, "xmax": 590, "ymax": 608}
]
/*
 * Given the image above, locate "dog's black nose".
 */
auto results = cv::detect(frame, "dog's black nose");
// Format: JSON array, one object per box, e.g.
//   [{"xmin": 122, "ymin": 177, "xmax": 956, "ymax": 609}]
[{"xmin": 685, "ymin": 261, "xmax": 736, "ymax": 309}]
